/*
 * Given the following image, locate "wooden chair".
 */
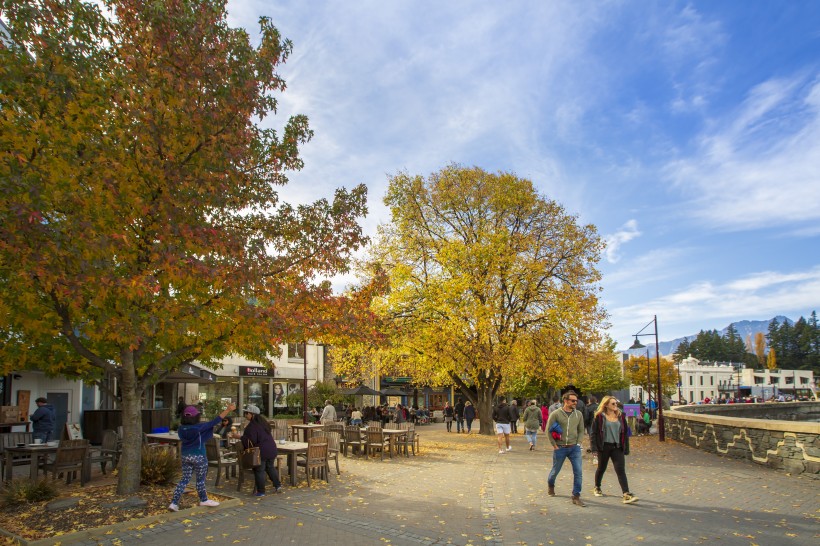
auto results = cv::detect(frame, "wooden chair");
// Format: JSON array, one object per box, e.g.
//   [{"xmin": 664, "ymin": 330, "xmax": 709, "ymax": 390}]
[
  {"xmin": 40, "ymin": 439, "xmax": 90, "ymax": 485},
  {"xmin": 397, "ymin": 427, "xmax": 417, "ymax": 456},
  {"xmin": 296, "ymin": 437, "xmax": 328, "ymax": 486},
  {"xmin": 343, "ymin": 425, "xmax": 366, "ymax": 457},
  {"xmin": 206, "ymin": 438, "xmax": 238, "ymax": 487},
  {"xmin": 233, "ymin": 441, "xmax": 256, "ymax": 493},
  {"xmin": 0, "ymin": 432, "xmax": 33, "ymax": 479},
  {"xmin": 366, "ymin": 421, "xmax": 381, "ymax": 429},
  {"xmin": 365, "ymin": 428, "xmax": 390, "ymax": 460},
  {"xmin": 321, "ymin": 431, "xmax": 341, "ymax": 475},
  {"xmin": 272, "ymin": 420, "xmax": 291, "ymax": 441},
  {"xmin": 87, "ymin": 429, "xmax": 120, "ymax": 474}
]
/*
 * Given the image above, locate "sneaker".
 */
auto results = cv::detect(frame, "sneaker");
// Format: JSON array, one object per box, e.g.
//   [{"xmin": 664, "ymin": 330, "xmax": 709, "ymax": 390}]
[
  {"xmin": 499, "ymin": 449, "xmax": 505, "ymax": 454},
  {"xmin": 506, "ymin": 446, "xmax": 512, "ymax": 451},
  {"xmin": 255, "ymin": 492, "xmax": 266, "ymax": 497},
  {"xmin": 199, "ymin": 499, "xmax": 220, "ymax": 507},
  {"xmin": 168, "ymin": 503, "xmax": 179, "ymax": 512},
  {"xmin": 622, "ymin": 492, "xmax": 638, "ymax": 504},
  {"xmin": 275, "ymin": 487, "xmax": 283, "ymax": 494},
  {"xmin": 593, "ymin": 487, "xmax": 604, "ymax": 497}
]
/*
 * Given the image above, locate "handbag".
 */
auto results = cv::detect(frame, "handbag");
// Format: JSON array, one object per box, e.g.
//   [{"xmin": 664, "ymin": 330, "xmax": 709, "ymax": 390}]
[{"xmin": 242, "ymin": 439, "xmax": 261, "ymax": 467}]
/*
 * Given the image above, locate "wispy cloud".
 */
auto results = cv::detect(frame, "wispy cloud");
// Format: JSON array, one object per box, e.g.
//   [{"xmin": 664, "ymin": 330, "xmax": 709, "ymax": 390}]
[
  {"xmin": 666, "ymin": 76, "xmax": 820, "ymax": 231},
  {"xmin": 610, "ymin": 266, "xmax": 820, "ymax": 344},
  {"xmin": 603, "ymin": 220, "xmax": 641, "ymax": 263}
]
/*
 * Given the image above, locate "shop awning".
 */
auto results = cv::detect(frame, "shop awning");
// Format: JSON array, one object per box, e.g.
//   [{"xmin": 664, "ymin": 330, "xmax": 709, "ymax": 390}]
[{"xmin": 159, "ymin": 365, "xmax": 216, "ymax": 384}]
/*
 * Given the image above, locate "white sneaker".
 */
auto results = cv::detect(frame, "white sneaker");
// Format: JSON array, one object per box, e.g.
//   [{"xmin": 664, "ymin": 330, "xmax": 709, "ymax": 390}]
[
  {"xmin": 499, "ymin": 449, "xmax": 504, "ymax": 454},
  {"xmin": 506, "ymin": 446, "xmax": 512, "ymax": 451},
  {"xmin": 168, "ymin": 503, "xmax": 179, "ymax": 512},
  {"xmin": 199, "ymin": 499, "xmax": 220, "ymax": 507}
]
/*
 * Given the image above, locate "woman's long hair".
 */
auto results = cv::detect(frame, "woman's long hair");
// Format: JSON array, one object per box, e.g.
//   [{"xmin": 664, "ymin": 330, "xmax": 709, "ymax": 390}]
[
  {"xmin": 594, "ymin": 395, "xmax": 622, "ymax": 419},
  {"xmin": 248, "ymin": 413, "xmax": 272, "ymax": 433}
]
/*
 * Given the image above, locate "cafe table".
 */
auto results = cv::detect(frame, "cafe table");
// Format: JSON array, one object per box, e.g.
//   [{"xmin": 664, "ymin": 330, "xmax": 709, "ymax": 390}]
[
  {"xmin": 4, "ymin": 444, "xmax": 58, "ymax": 481},
  {"xmin": 144, "ymin": 432, "xmax": 182, "ymax": 455},
  {"xmin": 379, "ymin": 429, "xmax": 407, "ymax": 457},
  {"xmin": 289, "ymin": 423, "xmax": 324, "ymax": 443},
  {"xmin": 275, "ymin": 441, "xmax": 309, "ymax": 485}
]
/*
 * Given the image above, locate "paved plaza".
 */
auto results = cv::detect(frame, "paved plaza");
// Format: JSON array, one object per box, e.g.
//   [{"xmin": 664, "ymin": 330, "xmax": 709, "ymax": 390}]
[{"xmin": 71, "ymin": 423, "xmax": 817, "ymax": 545}]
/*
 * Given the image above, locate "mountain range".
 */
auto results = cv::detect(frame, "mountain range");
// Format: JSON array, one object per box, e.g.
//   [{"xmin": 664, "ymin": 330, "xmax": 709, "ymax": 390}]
[{"xmin": 623, "ymin": 316, "xmax": 794, "ymax": 357}]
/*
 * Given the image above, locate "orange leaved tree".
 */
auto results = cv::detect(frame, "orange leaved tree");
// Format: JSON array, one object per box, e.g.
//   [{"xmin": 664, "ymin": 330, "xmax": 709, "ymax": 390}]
[{"xmin": 0, "ymin": 0, "xmax": 367, "ymax": 494}]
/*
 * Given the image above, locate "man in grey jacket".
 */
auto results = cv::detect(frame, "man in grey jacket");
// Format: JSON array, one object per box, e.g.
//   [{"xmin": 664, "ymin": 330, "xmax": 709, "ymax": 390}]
[{"xmin": 544, "ymin": 391, "xmax": 587, "ymax": 507}]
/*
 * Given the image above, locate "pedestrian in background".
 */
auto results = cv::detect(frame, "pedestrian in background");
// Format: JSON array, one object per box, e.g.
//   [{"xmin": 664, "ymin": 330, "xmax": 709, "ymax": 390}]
[
  {"xmin": 509, "ymin": 399, "xmax": 520, "ymax": 434},
  {"xmin": 169, "ymin": 402, "xmax": 236, "ymax": 511},
  {"xmin": 493, "ymin": 397, "xmax": 512, "ymax": 453},
  {"xmin": 464, "ymin": 401, "xmax": 476, "ymax": 433},
  {"xmin": 545, "ymin": 391, "xmax": 586, "ymax": 507},
  {"xmin": 522, "ymin": 399, "xmax": 542, "ymax": 450},
  {"xmin": 590, "ymin": 395, "xmax": 638, "ymax": 504},
  {"xmin": 454, "ymin": 397, "xmax": 466, "ymax": 433},
  {"xmin": 443, "ymin": 401, "xmax": 454, "ymax": 432},
  {"xmin": 540, "ymin": 402, "xmax": 549, "ymax": 432}
]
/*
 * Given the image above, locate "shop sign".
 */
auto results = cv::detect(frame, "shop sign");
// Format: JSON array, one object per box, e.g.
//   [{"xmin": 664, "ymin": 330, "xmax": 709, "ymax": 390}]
[{"xmin": 239, "ymin": 366, "xmax": 275, "ymax": 377}]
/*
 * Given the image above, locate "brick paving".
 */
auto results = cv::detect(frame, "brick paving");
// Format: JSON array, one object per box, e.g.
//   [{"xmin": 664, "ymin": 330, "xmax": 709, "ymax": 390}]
[{"xmin": 69, "ymin": 423, "xmax": 818, "ymax": 545}]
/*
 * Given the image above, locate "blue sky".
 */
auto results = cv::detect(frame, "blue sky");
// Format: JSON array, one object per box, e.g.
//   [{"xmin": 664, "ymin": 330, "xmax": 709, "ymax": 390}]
[{"xmin": 226, "ymin": 1, "xmax": 820, "ymax": 350}]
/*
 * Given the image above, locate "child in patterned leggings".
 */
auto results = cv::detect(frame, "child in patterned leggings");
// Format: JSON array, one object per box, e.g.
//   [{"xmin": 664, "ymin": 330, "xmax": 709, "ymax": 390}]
[{"xmin": 169, "ymin": 402, "xmax": 237, "ymax": 511}]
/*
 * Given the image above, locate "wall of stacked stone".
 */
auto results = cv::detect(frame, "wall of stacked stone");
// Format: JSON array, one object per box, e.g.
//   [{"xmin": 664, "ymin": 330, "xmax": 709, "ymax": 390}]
[{"xmin": 664, "ymin": 402, "xmax": 820, "ymax": 476}]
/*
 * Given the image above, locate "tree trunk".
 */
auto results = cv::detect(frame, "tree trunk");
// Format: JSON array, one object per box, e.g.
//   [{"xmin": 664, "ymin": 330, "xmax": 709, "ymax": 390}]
[
  {"xmin": 117, "ymin": 352, "xmax": 143, "ymax": 495},
  {"xmin": 476, "ymin": 382, "xmax": 496, "ymax": 435}
]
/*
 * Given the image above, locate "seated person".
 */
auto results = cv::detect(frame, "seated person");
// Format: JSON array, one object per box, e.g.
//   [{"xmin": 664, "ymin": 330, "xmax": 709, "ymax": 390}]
[
  {"xmin": 214, "ymin": 416, "xmax": 234, "ymax": 446},
  {"xmin": 350, "ymin": 407, "xmax": 363, "ymax": 426},
  {"xmin": 310, "ymin": 406, "xmax": 321, "ymax": 423},
  {"xmin": 637, "ymin": 409, "xmax": 651, "ymax": 434}
]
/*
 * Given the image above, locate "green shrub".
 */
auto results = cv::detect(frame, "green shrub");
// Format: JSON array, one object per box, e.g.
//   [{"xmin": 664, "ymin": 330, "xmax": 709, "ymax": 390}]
[
  {"xmin": 2, "ymin": 478, "xmax": 59, "ymax": 506},
  {"xmin": 140, "ymin": 445, "xmax": 180, "ymax": 485}
]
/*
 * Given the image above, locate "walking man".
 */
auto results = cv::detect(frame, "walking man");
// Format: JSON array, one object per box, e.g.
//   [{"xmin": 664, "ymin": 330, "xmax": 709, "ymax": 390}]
[
  {"xmin": 545, "ymin": 391, "xmax": 587, "ymax": 507},
  {"xmin": 493, "ymin": 397, "xmax": 512, "ymax": 453},
  {"xmin": 454, "ymin": 397, "xmax": 465, "ymax": 433}
]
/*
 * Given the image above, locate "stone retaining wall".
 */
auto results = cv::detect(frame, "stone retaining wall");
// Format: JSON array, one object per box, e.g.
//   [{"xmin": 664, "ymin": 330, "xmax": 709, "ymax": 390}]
[{"xmin": 664, "ymin": 402, "xmax": 820, "ymax": 476}]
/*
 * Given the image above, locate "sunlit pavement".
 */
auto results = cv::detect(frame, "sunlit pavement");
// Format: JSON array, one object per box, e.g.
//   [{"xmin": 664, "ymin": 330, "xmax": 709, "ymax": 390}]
[{"xmin": 83, "ymin": 422, "xmax": 818, "ymax": 546}]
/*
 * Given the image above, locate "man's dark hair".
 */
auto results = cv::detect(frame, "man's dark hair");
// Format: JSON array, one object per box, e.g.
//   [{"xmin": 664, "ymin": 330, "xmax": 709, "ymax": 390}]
[
  {"xmin": 35, "ymin": 397, "xmax": 47, "ymax": 404},
  {"xmin": 562, "ymin": 391, "xmax": 578, "ymax": 402}
]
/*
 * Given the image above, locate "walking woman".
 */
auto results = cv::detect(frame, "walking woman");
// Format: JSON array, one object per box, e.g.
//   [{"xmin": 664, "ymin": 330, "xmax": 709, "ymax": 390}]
[
  {"xmin": 443, "ymin": 402, "xmax": 454, "ymax": 432},
  {"xmin": 169, "ymin": 401, "xmax": 236, "ymax": 511},
  {"xmin": 522, "ymin": 399, "xmax": 542, "ymax": 450},
  {"xmin": 590, "ymin": 396, "xmax": 638, "ymax": 504},
  {"xmin": 239, "ymin": 404, "xmax": 283, "ymax": 497},
  {"xmin": 463, "ymin": 401, "xmax": 476, "ymax": 433}
]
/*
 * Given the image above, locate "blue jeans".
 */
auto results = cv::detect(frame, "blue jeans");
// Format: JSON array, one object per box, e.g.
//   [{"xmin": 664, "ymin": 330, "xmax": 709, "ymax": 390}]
[
  {"xmin": 524, "ymin": 429, "xmax": 538, "ymax": 447},
  {"xmin": 547, "ymin": 444, "xmax": 583, "ymax": 496}
]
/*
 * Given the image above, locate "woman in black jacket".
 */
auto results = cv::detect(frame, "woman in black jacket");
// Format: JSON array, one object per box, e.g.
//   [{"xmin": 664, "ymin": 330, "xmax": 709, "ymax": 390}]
[
  {"xmin": 239, "ymin": 405, "xmax": 282, "ymax": 497},
  {"xmin": 590, "ymin": 396, "xmax": 638, "ymax": 504}
]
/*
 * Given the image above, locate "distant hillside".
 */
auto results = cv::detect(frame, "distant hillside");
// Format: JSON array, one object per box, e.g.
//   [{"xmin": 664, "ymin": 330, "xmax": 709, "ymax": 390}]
[{"xmin": 626, "ymin": 316, "xmax": 793, "ymax": 357}]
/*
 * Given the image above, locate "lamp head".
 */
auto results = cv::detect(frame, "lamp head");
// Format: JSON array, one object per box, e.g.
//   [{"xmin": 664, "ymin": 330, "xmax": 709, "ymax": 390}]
[{"xmin": 629, "ymin": 336, "xmax": 645, "ymax": 350}]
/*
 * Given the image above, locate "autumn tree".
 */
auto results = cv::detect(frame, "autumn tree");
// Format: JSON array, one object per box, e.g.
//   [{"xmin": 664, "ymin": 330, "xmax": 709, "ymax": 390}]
[
  {"xmin": 767, "ymin": 348, "xmax": 777, "ymax": 370},
  {"xmin": 624, "ymin": 354, "xmax": 679, "ymax": 401},
  {"xmin": 754, "ymin": 332, "xmax": 767, "ymax": 366},
  {"xmin": 571, "ymin": 337, "xmax": 629, "ymax": 395},
  {"xmin": 336, "ymin": 165, "xmax": 605, "ymax": 434},
  {"xmin": 0, "ymin": 0, "xmax": 368, "ymax": 494}
]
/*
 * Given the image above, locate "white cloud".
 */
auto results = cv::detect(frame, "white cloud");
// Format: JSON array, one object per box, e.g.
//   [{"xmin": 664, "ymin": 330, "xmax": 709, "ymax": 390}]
[
  {"xmin": 603, "ymin": 220, "xmax": 641, "ymax": 263},
  {"xmin": 666, "ymin": 76, "xmax": 820, "ymax": 231},
  {"xmin": 610, "ymin": 266, "xmax": 820, "ymax": 345}
]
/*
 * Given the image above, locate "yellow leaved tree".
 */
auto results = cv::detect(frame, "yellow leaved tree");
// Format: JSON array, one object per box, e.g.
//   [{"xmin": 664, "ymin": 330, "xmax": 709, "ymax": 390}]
[{"xmin": 335, "ymin": 165, "xmax": 606, "ymax": 434}]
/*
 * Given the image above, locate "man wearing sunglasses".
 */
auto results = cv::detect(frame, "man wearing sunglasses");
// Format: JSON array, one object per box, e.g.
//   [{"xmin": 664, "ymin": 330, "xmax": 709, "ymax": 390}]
[{"xmin": 544, "ymin": 391, "xmax": 587, "ymax": 507}]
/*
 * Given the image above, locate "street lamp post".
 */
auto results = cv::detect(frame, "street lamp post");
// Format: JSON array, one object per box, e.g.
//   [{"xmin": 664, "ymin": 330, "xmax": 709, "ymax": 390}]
[{"xmin": 630, "ymin": 315, "xmax": 665, "ymax": 442}]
